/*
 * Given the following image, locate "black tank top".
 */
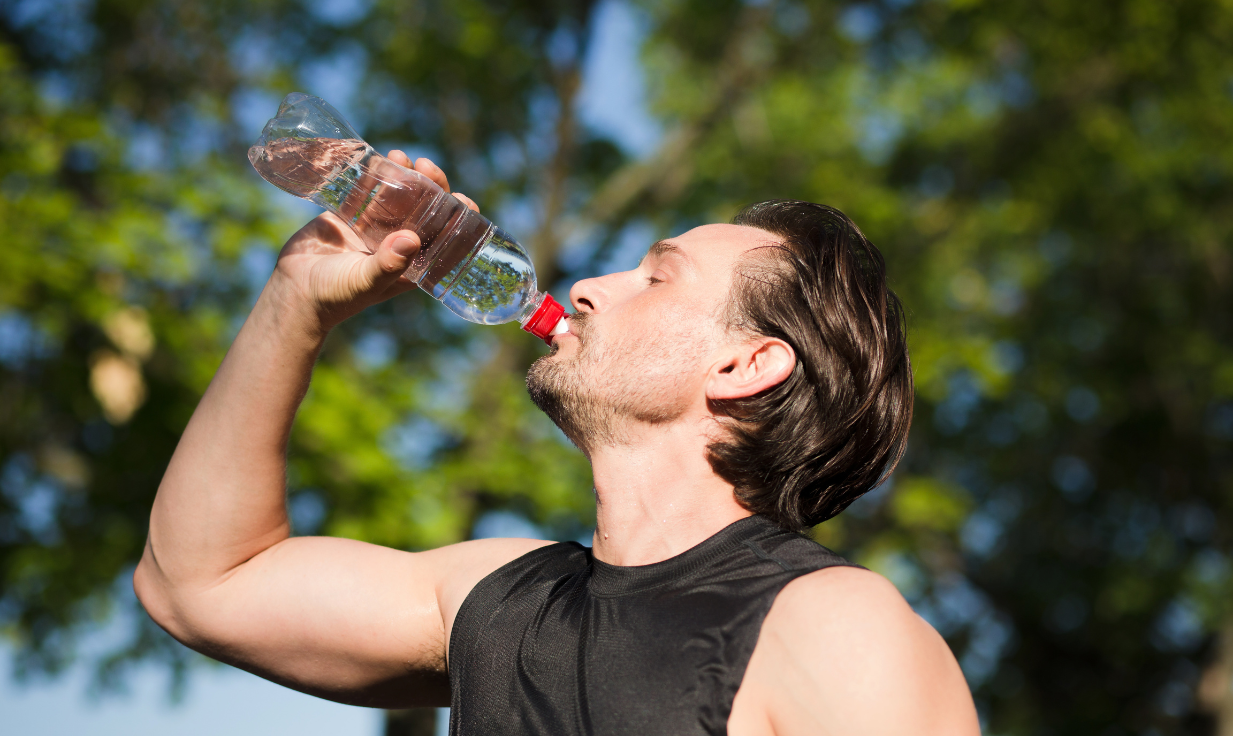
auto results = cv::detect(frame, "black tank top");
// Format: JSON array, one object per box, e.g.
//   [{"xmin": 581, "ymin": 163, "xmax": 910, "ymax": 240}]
[{"xmin": 447, "ymin": 514, "xmax": 854, "ymax": 735}]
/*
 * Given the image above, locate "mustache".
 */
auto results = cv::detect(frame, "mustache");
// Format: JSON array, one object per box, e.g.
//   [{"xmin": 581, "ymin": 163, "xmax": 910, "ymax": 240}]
[{"xmin": 567, "ymin": 311, "xmax": 590, "ymax": 338}]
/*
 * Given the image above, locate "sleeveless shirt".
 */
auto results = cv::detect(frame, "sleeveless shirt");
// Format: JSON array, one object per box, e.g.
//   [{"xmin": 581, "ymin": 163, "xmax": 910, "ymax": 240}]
[{"xmin": 447, "ymin": 514, "xmax": 854, "ymax": 736}]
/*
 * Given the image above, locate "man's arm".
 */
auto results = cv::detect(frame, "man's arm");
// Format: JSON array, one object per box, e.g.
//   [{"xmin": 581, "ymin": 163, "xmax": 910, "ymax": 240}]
[
  {"xmin": 133, "ymin": 155, "xmax": 548, "ymax": 708},
  {"xmin": 731, "ymin": 566, "xmax": 981, "ymax": 736}
]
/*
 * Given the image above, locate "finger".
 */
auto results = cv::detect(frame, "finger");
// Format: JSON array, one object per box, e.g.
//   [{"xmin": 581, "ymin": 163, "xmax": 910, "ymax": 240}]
[
  {"xmin": 361, "ymin": 230, "xmax": 421, "ymax": 291},
  {"xmin": 414, "ymin": 157, "xmax": 451, "ymax": 192},
  {"xmin": 387, "ymin": 149, "xmax": 413, "ymax": 168},
  {"xmin": 453, "ymin": 192, "xmax": 480, "ymax": 213}
]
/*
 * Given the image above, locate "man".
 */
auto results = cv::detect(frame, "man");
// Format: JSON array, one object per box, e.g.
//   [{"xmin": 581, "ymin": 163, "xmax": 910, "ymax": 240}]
[{"xmin": 134, "ymin": 152, "xmax": 980, "ymax": 735}]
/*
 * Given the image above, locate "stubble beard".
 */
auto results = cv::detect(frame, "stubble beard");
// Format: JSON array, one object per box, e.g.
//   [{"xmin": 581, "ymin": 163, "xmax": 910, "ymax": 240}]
[{"xmin": 526, "ymin": 312, "xmax": 702, "ymax": 454}]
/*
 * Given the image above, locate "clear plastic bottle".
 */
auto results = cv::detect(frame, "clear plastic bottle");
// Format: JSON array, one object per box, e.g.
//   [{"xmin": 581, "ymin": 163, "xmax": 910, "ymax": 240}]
[{"xmin": 247, "ymin": 93, "xmax": 567, "ymax": 343}]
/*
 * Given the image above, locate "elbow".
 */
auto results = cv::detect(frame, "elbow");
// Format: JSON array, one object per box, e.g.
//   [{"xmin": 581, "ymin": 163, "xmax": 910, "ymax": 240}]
[
  {"xmin": 133, "ymin": 546, "xmax": 196, "ymax": 646},
  {"xmin": 133, "ymin": 546, "xmax": 240, "ymax": 659}
]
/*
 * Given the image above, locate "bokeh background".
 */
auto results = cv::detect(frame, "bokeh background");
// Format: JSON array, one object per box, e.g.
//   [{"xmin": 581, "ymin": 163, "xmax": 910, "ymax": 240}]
[{"xmin": 2, "ymin": 0, "xmax": 1232, "ymax": 734}]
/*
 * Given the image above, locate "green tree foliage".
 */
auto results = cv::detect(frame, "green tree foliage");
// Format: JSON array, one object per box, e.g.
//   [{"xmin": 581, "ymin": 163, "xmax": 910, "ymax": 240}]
[{"xmin": 2, "ymin": 0, "xmax": 1232, "ymax": 733}]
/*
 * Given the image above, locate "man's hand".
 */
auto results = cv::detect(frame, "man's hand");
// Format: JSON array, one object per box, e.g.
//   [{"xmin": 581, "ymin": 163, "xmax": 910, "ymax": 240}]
[{"xmin": 266, "ymin": 151, "xmax": 481, "ymax": 334}]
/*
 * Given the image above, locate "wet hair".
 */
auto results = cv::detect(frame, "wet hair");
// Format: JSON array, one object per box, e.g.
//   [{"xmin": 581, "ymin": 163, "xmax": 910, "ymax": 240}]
[{"xmin": 708, "ymin": 200, "xmax": 913, "ymax": 532}]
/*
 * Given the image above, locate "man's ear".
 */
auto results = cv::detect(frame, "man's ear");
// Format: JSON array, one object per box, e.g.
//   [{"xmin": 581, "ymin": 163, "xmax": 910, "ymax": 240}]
[{"xmin": 705, "ymin": 337, "xmax": 796, "ymax": 401}]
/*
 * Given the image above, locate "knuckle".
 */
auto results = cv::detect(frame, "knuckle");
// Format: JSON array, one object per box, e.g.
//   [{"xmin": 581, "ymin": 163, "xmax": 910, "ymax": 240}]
[{"xmin": 380, "ymin": 255, "xmax": 405, "ymax": 276}]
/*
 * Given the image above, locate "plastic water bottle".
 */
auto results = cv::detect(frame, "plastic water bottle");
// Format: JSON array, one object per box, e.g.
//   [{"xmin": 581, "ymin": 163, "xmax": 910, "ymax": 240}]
[{"xmin": 247, "ymin": 93, "xmax": 567, "ymax": 343}]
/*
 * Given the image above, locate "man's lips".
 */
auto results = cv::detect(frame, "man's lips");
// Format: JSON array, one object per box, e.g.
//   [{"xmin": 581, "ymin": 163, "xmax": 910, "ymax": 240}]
[
  {"xmin": 550, "ymin": 315, "xmax": 580, "ymax": 345},
  {"xmin": 557, "ymin": 313, "xmax": 584, "ymax": 342}
]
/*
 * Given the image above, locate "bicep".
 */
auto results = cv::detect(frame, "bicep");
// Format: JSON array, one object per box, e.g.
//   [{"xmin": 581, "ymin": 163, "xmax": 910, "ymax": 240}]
[
  {"xmin": 142, "ymin": 535, "xmax": 548, "ymax": 708},
  {"xmin": 746, "ymin": 567, "xmax": 980, "ymax": 736}
]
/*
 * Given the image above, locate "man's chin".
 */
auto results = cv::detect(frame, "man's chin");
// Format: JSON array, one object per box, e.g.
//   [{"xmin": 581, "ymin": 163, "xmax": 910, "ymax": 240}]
[{"xmin": 526, "ymin": 355, "xmax": 595, "ymax": 450}]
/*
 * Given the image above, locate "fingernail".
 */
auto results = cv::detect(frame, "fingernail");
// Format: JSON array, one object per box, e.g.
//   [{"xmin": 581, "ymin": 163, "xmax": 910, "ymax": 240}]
[{"xmin": 392, "ymin": 236, "xmax": 416, "ymax": 257}]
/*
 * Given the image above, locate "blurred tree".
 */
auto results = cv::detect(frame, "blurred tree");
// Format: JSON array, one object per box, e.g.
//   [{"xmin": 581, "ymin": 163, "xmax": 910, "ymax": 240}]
[
  {"xmin": 385, "ymin": 706, "xmax": 438, "ymax": 736},
  {"xmin": 2, "ymin": 0, "xmax": 1233, "ymax": 735}
]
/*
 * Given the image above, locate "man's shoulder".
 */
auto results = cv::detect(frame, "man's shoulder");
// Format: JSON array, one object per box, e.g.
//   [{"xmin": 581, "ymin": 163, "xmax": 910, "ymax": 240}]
[
  {"xmin": 428, "ymin": 538, "xmax": 561, "ymax": 628},
  {"xmin": 761, "ymin": 566, "xmax": 930, "ymax": 669},
  {"xmin": 772, "ymin": 565, "xmax": 913, "ymax": 632},
  {"xmin": 733, "ymin": 566, "xmax": 981, "ymax": 736}
]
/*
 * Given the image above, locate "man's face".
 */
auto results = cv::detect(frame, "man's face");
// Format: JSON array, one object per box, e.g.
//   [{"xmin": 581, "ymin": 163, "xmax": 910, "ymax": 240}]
[{"xmin": 527, "ymin": 223, "xmax": 777, "ymax": 452}]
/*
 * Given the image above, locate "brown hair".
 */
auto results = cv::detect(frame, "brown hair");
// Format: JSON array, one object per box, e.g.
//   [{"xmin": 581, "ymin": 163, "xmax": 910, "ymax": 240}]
[{"xmin": 709, "ymin": 200, "xmax": 914, "ymax": 532}]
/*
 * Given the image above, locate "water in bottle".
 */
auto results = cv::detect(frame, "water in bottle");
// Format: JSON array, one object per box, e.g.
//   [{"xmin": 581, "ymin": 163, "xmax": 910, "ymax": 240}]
[{"xmin": 247, "ymin": 93, "xmax": 567, "ymax": 342}]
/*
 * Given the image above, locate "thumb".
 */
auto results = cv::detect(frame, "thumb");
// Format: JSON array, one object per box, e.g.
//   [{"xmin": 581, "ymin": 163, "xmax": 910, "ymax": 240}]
[{"xmin": 362, "ymin": 230, "xmax": 421, "ymax": 288}]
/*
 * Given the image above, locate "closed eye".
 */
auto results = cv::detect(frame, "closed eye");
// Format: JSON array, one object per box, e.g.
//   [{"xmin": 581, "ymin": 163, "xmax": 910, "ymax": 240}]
[{"xmin": 647, "ymin": 276, "xmax": 664, "ymax": 286}]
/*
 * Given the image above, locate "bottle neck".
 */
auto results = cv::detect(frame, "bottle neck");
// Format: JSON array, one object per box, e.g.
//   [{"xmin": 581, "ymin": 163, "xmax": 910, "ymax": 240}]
[{"xmin": 520, "ymin": 292, "xmax": 568, "ymax": 345}]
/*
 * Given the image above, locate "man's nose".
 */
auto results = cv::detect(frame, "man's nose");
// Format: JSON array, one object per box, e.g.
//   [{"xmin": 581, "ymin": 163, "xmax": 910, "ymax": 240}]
[{"xmin": 569, "ymin": 275, "xmax": 610, "ymax": 314}]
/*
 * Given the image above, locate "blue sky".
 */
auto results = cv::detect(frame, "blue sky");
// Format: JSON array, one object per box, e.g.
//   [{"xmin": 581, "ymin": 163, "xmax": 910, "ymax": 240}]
[
  {"xmin": 2, "ymin": 2, "xmax": 653, "ymax": 734},
  {"xmin": 1, "ymin": 650, "xmax": 386, "ymax": 736},
  {"xmin": 577, "ymin": 0, "xmax": 663, "ymax": 157}
]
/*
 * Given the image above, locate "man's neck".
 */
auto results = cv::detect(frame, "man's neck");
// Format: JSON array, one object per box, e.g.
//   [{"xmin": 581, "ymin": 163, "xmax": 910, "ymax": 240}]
[{"xmin": 587, "ymin": 419, "xmax": 751, "ymax": 567}]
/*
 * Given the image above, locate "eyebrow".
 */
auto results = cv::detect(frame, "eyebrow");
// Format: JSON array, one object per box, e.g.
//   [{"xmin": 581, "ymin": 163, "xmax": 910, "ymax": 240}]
[{"xmin": 644, "ymin": 239, "xmax": 694, "ymax": 268}]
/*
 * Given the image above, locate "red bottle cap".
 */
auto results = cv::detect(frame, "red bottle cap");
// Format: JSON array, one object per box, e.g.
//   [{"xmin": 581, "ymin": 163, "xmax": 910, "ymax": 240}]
[{"xmin": 521, "ymin": 294, "xmax": 567, "ymax": 345}]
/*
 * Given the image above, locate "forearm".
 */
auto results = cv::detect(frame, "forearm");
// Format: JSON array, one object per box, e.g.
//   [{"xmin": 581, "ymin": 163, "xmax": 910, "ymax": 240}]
[{"xmin": 140, "ymin": 275, "xmax": 327, "ymax": 594}]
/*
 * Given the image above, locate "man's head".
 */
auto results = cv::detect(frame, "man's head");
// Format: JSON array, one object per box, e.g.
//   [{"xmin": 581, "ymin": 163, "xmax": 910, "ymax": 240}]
[{"xmin": 527, "ymin": 200, "xmax": 912, "ymax": 532}]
